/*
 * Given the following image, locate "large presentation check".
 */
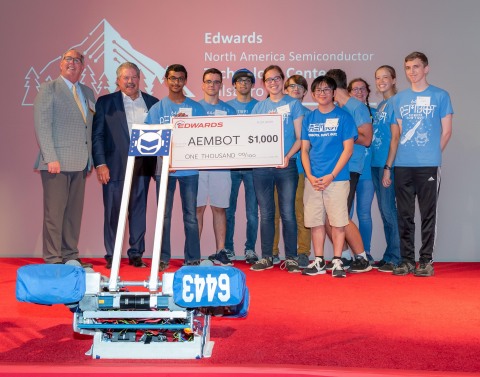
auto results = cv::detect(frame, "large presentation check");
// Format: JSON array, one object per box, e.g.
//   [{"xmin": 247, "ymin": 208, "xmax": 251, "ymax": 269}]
[{"xmin": 170, "ymin": 114, "xmax": 284, "ymax": 169}]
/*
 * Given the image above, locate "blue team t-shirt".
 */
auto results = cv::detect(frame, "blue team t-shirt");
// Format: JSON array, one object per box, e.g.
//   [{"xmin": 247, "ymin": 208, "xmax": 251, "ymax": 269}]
[
  {"xmin": 198, "ymin": 99, "xmax": 236, "ymax": 116},
  {"xmin": 342, "ymin": 97, "xmax": 371, "ymax": 174},
  {"xmin": 301, "ymin": 106, "xmax": 358, "ymax": 181},
  {"xmin": 392, "ymin": 85, "xmax": 453, "ymax": 167},
  {"xmin": 371, "ymin": 97, "xmax": 396, "ymax": 168},
  {"xmin": 296, "ymin": 104, "xmax": 311, "ymax": 174},
  {"xmin": 252, "ymin": 95, "xmax": 304, "ymax": 156},
  {"xmin": 145, "ymin": 96, "xmax": 206, "ymax": 177},
  {"xmin": 226, "ymin": 98, "xmax": 259, "ymax": 115}
]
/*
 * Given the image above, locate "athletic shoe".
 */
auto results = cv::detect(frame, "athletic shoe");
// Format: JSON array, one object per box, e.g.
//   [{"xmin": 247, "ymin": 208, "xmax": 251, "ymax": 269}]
[
  {"xmin": 414, "ymin": 260, "xmax": 434, "ymax": 277},
  {"xmin": 225, "ymin": 249, "xmax": 236, "ymax": 260},
  {"xmin": 297, "ymin": 253, "xmax": 310, "ymax": 268},
  {"xmin": 244, "ymin": 249, "xmax": 259, "ymax": 264},
  {"xmin": 272, "ymin": 255, "xmax": 281, "ymax": 265},
  {"xmin": 372, "ymin": 260, "xmax": 387, "ymax": 269},
  {"xmin": 378, "ymin": 262, "xmax": 395, "ymax": 273},
  {"xmin": 302, "ymin": 257, "xmax": 327, "ymax": 276},
  {"xmin": 331, "ymin": 258, "xmax": 346, "ymax": 278},
  {"xmin": 350, "ymin": 256, "xmax": 373, "ymax": 273},
  {"xmin": 184, "ymin": 260, "xmax": 201, "ymax": 266},
  {"xmin": 326, "ymin": 258, "xmax": 352, "ymax": 271},
  {"xmin": 159, "ymin": 260, "xmax": 170, "ymax": 272},
  {"xmin": 250, "ymin": 257, "xmax": 274, "ymax": 271},
  {"xmin": 209, "ymin": 249, "xmax": 233, "ymax": 266},
  {"xmin": 280, "ymin": 258, "xmax": 301, "ymax": 273},
  {"xmin": 392, "ymin": 261, "xmax": 415, "ymax": 276}
]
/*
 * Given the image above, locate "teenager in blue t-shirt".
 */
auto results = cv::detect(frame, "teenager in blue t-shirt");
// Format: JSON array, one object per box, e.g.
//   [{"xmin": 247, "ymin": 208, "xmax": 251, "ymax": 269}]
[
  {"xmin": 145, "ymin": 64, "xmax": 206, "ymax": 271},
  {"xmin": 370, "ymin": 65, "xmax": 401, "ymax": 272},
  {"xmin": 300, "ymin": 76, "xmax": 357, "ymax": 278},
  {"xmin": 249, "ymin": 65, "xmax": 304, "ymax": 273},
  {"xmin": 389, "ymin": 52, "xmax": 453, "ymax": 277}
]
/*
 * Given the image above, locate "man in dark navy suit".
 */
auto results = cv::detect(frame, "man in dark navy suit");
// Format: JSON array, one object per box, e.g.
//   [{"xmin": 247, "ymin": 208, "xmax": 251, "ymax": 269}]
[{"xmin": 92, "ymin": 62, "xmax": 159, "ymax": 268}]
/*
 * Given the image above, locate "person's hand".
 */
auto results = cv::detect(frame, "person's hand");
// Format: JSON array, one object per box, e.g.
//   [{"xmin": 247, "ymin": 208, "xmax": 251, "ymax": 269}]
[
  {"xmin": 47, "ymin": 161, "xmax": 61, "ymax": 174},
  {"xmin": 307, "ymin": 175, "xmax": 322, "ymax": 191},
  {"xmin": 382, "ymin": 169, "xmax": 392, "ymax": 188},
  {"xmin": 96, "ymin": 165, "xmax": 110, "ymax": 184},
  {"xmin": 277, "ymin": 155, "xmax": 290, "ymax": 169},
  {"xmin": 318, "ymin": 173, "xmax": 334, "ymax": 191}
]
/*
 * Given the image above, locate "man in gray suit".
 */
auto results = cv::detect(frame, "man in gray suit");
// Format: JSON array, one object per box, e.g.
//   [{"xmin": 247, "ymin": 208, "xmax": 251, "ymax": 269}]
[{"xmin": 34, "ymin": 49, "xmax": 96, "ymax": 267}]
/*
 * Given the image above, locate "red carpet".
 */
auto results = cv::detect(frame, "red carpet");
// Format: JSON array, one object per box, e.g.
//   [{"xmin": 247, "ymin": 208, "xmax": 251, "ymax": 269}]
[{"xmin": 1, "ymin": 258, "xmax": 479, "ymax": 376}]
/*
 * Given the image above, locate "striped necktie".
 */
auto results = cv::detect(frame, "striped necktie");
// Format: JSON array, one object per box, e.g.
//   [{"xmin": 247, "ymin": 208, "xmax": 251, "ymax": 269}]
[{"xmin": 72, "ymin": 84, "xmax": 86, "ymax": 123}]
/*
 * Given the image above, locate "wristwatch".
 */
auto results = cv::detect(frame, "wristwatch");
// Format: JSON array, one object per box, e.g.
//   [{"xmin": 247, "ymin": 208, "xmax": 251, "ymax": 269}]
[{"xmin": 384, "ymin": 164, "xmax": 391, "ymax": 170}]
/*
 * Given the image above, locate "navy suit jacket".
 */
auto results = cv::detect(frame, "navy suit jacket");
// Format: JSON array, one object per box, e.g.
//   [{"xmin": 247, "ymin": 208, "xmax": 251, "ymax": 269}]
[{"xmin": 92, "ymin": 91, "xmax": 159, "ymax": 181}]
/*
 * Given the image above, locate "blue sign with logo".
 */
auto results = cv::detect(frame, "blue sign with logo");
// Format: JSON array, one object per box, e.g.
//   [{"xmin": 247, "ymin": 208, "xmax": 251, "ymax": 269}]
[{"xmin": 129, "ymin": 129, "xmax": 171, "ymax": 157}]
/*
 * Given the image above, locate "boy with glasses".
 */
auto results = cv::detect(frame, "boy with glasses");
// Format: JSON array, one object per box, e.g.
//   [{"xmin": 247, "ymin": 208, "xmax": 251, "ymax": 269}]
[
  {"xmin": 198, "ymin": 68, "xmax": 236, "ymax": 266},
  {"xmin": 145, "ymin": 64, "xmax": 206, "ymax": 271},
  {"xmin": 301, "ymin": 76, "xmax": 357, "ymax": 277}
]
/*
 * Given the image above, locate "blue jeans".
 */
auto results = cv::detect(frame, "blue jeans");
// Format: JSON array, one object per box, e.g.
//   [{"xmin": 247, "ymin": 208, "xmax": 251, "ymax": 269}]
[
  {"xmin": 371, "ymin": 167, "xmax": 401, "ymax": 264},
  {"xmin": 252, "ymin": 159, "xmax": 298, "ymax": 259},
  {"xmin": 225, "ymin": 169, "xmax": 258, "ymax": 252},
  {"xmin": 156, "ymin": 174, "xmax": 201, "ymax": 263},
  {"xmin": 350, "ymin": 179, "xmax": 375, "ymax": 253}
]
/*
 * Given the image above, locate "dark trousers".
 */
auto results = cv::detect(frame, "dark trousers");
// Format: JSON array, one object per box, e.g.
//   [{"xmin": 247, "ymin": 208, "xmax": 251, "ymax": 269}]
[
  {"xmin": 347, "ymin": 172, "xmax": 361, "ymax": 213},
  {"xmin": 394, "ymin": 166, "xmax": 440, "ymax": 263},
  {"xmin": 103, "ymin": 157, "xmax": 155, "ymax": 259}
]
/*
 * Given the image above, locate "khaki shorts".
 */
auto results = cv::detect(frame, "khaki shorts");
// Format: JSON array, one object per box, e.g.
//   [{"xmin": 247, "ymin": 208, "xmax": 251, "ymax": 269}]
[{"xmin": 304, "ymin": 179, "xmax": 350, "ymax": 227}]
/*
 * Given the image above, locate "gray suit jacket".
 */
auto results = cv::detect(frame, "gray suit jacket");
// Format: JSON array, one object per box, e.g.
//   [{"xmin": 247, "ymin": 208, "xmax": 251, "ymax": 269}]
[{"xmin": 34, "ymin": 76, "xmax": 96, "ymax": 171}]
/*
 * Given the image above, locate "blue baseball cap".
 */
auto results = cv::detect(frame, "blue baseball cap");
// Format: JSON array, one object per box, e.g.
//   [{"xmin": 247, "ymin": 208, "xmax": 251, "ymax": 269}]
[{"xmin": 232, "ymin": 68, "xmax": 255, "ymax": 85}]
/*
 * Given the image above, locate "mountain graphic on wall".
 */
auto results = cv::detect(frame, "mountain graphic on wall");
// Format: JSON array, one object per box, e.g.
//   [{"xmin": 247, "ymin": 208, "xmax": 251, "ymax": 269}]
[{"xmin": 22, "ymin": 19, "xmax": 193, "ymax": 105}]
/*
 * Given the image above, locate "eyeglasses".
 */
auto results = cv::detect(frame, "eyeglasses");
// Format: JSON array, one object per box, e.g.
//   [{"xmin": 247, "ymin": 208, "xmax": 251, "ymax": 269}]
[
  {"xmin": 287, "ymin": 84, "xmax": 305, "ymax": 91},
  {"xmin": 265, "ymin": 76, "xmax": 282, "ymax": 84},
  {"xmin": 63, "ymin": 56, "xmax": 82, "ymax": 64},
  {"xmin": 314, "ymin": 87, "xmax": 333, "ymax": 94},
  {"xmin": 168, "ymin": 76, "xmax": 186, "ymax": 83},
  {"xmin": 351, "ymin": 87, "xmax": 367, "ymax": 93},
  {"xmin": 204, "ymin": 80, "xmax": 222, "ymax": 86},
  {"xmin": 236, "ymin": 78, "xmax": 252, "ymax": 85}
]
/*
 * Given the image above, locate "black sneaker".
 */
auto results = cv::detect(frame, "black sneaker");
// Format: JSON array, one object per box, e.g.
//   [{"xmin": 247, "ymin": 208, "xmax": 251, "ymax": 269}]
[
  {"xmin": 302, "ymin": 257, "xmax": 326, "ymax": 276},
  {"xmin": 296, "ymin": 254, "xmax": 310, "ymax": 268},
  {"xmin": 184, "ymin": 260, "xmax": 201, "ymax": 266},
  {"xmin": 326, "ymin": 258, "xmax": 352, "ymax": 271},
  {"xmin": 250, "ymin": 257, "xmax": 274, "ymax": 271},
  {"xmin": 350, "ymin": 256, "xmax": 373, "ymax": 273},
  {"xmin": 244, "ymin": 249, "xmax": 259, "ymax": 264},
  {"xmin": 378, "ymin": 262, "xmax": 395, "ymax": 273},
  {"xmin": 225, "ymin": 248, "xmax": 236, "ymax": 260},
  {"xmin": 331, "ymin": 258, "xmax": 346, "ymax": 278},
  {"xmin": 209, "ymin": 249, "xmax": 233, "ymax": 266},
  {"xmin": 372, "ymin": 260, "xmax": 386, "ymax": 269},
  {"xmin": 414, "ymin": 260, "xmax": 434, "ymax": 277},
  {"xmin": 280, "ymin": 258, "xmax": 301, "ymax": 273},
  {"xmin": 392, "ymin": 261, "xmax": 415, "ymax": 276}
]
